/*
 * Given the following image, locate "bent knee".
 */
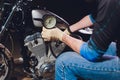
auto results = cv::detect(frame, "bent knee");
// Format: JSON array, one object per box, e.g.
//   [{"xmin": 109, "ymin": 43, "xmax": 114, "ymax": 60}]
[{"xmin": 55, "ymin": 51, "xmax": 79, "ymax": 66}]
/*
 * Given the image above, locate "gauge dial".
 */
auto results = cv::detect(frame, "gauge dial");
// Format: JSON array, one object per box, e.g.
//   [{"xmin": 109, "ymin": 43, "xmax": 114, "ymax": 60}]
[{"xmin": 43, "ymin": 15, "xmax": 56, "ymax": 29}]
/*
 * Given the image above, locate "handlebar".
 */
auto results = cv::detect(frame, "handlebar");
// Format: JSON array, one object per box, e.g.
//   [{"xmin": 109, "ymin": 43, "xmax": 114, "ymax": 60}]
[{"xmin": 0, "ymin": 0, "xmax": 23, "ymax": 37}]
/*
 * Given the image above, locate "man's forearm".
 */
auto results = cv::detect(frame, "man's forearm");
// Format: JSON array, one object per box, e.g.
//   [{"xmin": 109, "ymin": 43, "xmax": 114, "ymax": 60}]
[
  {"xmin": 62, "ymin": 33, "xmax": 84, "ymax": 54},
  {"xmin": 70, "ymin": 15, "xmax": 94, "ymax": 32}
]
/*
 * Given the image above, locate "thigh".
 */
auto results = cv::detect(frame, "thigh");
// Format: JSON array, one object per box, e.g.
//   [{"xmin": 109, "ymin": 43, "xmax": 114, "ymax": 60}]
[{"xmin": 57, "ymin": 52, "xmax": 120, "ymax": 80}]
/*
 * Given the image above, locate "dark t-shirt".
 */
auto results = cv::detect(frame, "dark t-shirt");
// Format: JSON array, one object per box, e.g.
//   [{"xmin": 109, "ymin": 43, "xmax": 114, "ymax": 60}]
[{"xmin": 90, "ymin": 0, "xmax": 120, "ymax": 54}]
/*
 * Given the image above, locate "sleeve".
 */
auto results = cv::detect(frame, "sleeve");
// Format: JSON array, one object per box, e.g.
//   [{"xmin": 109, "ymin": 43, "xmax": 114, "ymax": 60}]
[
  {"xmin": 80, "ymin": 42, "xmax": 103, "ymax": 62},
  {"xmin": 89, "ymin": 14, "xmax": 96, "ymax": 24}
]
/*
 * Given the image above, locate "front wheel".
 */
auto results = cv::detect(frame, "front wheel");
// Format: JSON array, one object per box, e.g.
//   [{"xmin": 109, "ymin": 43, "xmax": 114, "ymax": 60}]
[{"xmin": 0, "ymin": 45, "xmax": 13, "ymax": 80}]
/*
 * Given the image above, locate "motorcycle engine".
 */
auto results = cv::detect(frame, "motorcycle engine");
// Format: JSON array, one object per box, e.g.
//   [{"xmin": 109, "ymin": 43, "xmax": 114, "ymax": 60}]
[
  {"xmin": 24, "ymin": 32, "xmax": 55, "ymax": 79},
  {"xmin": 24, "ymin": 32, "xmax": 46, "ymax": 59}
]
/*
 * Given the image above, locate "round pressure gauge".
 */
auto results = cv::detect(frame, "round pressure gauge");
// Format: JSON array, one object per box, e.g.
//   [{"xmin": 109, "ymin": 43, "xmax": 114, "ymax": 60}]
[{"xmin": 43, "ymin": 15, "xmax": 56, "ymax": 29}]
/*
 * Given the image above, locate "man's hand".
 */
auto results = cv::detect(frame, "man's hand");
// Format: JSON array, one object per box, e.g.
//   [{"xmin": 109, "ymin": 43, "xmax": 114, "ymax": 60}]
[{"xmin": 41, "ymin": 27, "xmax": 64, "ymax": 41}]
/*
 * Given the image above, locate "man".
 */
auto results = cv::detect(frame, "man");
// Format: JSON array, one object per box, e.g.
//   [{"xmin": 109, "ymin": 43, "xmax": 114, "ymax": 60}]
[{"xmin": 42, "ymin": 0, "xmax": 120, "ymax": 80}]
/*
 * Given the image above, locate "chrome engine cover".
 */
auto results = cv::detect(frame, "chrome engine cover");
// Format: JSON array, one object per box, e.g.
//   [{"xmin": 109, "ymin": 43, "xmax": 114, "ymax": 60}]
[{"xmin": 24, "ymin": 32, "xmax": 46, "ymax": 60}]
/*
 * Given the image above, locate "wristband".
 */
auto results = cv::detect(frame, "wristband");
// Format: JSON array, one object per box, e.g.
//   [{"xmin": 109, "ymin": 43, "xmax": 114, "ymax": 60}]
[{"xmin": 67, "ymin": 27, "xmax": 72, "ymax": 33}]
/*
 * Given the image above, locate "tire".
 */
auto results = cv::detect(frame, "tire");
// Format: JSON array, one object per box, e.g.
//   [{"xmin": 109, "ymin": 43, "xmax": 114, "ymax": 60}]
[{"xmin": 0, "ymin": 48, "xmax": 13, "ymax": 80}]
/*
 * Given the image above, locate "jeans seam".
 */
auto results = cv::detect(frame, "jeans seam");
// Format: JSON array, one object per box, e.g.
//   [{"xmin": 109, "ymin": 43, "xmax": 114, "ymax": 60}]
[
  {"xmin": 61, "ymin": 62, "xmax": 65, "ymax": 80},
  {"xmin": 67, "ymin": 64, "xmax": 120, "ymax": 73}
]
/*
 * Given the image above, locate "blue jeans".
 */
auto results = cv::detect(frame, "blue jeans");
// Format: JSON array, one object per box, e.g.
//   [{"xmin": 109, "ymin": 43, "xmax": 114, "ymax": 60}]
[{"xmin": 55, "ymin": 42, "xmax": 120, "ymax": 80}]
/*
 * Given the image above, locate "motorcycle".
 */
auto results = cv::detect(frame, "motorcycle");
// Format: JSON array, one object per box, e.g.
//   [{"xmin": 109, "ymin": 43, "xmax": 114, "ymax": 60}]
[
  {"xmin": 0, "ymin": 0, "xmax": 92, "ymax": 80},
  {"xmin": 0, "ymin": 0, "xmax": 70, "ymax": 80}
]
